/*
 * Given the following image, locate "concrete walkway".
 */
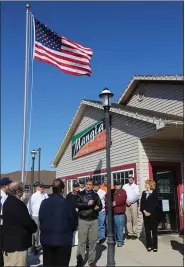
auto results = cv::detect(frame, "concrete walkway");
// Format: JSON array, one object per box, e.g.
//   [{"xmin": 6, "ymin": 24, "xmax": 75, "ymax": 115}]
[{"xmin": 28, "ymin": 234, "xmax": 183, "ymax": 266}]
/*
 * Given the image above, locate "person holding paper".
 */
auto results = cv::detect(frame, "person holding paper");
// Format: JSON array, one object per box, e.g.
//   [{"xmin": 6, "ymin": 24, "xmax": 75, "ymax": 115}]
[{"xmin": 140, "ymin": 179, "xmax": 158, "ymax": 252}]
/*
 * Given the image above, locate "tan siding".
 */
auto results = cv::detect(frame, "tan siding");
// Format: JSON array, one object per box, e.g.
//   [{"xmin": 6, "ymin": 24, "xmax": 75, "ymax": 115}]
[
  {"xmin": 56, "ymin": 106, "xmax": 156, "ymax": 184},
  {"xmin": 127, "ymin": 83, "xmax": 183, "ymax": 117},
  {"xmin": 140, "ymin": 140, "xmax": 183, "ymax": 179}
]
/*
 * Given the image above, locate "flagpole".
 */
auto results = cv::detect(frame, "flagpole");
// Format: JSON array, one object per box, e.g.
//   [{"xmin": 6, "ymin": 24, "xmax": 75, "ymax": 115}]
[{"xmin": 21, "ymin": 4, "xmax": 30, "ymax": 184}]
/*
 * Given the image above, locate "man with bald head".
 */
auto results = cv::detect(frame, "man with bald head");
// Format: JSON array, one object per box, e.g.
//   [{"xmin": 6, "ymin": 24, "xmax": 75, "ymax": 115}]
[{"xmin": 2, "ymin": 182, "xmax": 37, "ymax": 266}]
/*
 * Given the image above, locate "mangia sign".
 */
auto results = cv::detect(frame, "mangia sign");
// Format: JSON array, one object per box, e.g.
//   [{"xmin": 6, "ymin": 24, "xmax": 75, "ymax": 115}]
[{"xmin": 72, "ymin": 119, "xmax": 107, "ymax": 159}]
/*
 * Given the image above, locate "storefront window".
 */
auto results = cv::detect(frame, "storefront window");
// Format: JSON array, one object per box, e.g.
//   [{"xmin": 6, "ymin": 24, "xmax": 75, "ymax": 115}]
[
  {"xmin": 67, "ymin": 179, "xmax": 76, "ymax": 194},
  {"xmin": 78, "ymin": 176, "xmax": 90, "ymax": 184},
  {"xmin": 112, "ymin": 169, "xmax": 134, "ymax": 186},
  {"xmin": 92, "ymin": 173, "xmax": 107, "ymax": 185}
]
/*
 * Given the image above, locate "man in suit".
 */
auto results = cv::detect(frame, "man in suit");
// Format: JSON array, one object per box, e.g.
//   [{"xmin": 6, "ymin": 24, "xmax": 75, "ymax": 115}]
[
  {"xmin": 39, "ymin": 179, "xmax": 78, "ymax": 267},
  {"xmin": 2, "ymin": 182, "xmax": 37, "ymax": 266},
  {"xmin": 76, "ymin": 179, "xmax": 102, "ymax": 267},
  {"xmin": 0, "ymin": 177, "xmax": 12, "ymax": 267}
]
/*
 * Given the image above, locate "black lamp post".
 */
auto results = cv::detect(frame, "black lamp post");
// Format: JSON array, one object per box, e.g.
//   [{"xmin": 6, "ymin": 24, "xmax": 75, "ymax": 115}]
[
  {"xmin": 99, "ymin": 88, "xmax": 115, "ymax": 267},
  {"xmin": 37, "ymin": 148, "xmax": 41, "ymax": 182},
  {"xmin": 31, "ymin": 149, "xmax": 37, "ymax": 195}
]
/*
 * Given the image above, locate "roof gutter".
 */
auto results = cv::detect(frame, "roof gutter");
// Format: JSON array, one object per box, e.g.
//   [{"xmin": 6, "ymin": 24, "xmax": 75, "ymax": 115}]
[{"xmin": 156, "ymin": 120, "xmax": 184, "ymax": 130}]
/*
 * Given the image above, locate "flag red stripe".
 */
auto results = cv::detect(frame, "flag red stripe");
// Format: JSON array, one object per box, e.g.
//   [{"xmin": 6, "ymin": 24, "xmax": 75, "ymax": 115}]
[
  {"xmin": 62, "ymin": 44, "xmax": 91, "ymax": 60},
  {"xmin": 34, "ymin": 56, "xmax": 90, "ymax": 76},
  {"xmin": 34, "ymin": 49, "xmax": 92, "ymax": 73},
  {"xmin": 35, "ymin": 43, "xmax": 90, "ymax": 66}
]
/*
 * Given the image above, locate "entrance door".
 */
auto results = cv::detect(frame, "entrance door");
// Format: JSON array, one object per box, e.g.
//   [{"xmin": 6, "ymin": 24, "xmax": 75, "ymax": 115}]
[{"xmin": 153, "ymin": 169, "xmax": 179, "ymax": 233}]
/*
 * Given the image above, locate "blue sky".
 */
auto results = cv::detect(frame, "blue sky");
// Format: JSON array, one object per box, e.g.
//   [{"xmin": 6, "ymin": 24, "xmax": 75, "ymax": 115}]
[{"xmin": 1, "ymin": 1, "xmax": 183, "ymax": 174}]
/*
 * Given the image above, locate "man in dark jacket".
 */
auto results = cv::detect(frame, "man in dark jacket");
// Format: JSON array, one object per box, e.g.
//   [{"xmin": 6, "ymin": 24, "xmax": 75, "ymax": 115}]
[
  {"xmin": 76, "ymin": 179, "xmax": 102, "ymax": 267},
  {"xmin": 105, "ymin": 181, "xmax": 127, "ymax": 247},
  {"xmin": 2, "ymin": 182, "xmax": 37, "ymax": 266},
  {"xmin": 66, "ymin": 181, "xmax": 80, "ymax": 208},
  {"xmin": 39, "ymin": 178, "xmax": 78, "ymax": 267},
  {"xmin": 66, "ymin": 182, "xmax": 80, "ymax": 246},
  {"xmin": 0, "ymin": 177, "xmax": 12, "ymax": 267}
]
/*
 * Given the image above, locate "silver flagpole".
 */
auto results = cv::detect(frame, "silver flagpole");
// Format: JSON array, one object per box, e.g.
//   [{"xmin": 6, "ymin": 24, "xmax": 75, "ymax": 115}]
[{"xmin": 21, "ymin": 4, "xmax": 30, "ymax": 184}]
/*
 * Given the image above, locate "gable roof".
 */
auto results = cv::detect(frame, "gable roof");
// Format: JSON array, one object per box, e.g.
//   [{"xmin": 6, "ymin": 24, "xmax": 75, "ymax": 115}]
[
  {"xmin": 0, "ymin": 170, "xmax": 56, "ymax": 185},
  {"xmin": 52, "ymin": 99, "xmax": 183, "ymax": 167},
  {"xmin": 118, "ymin": 75, "xmax": 184, "ymax": 105}
]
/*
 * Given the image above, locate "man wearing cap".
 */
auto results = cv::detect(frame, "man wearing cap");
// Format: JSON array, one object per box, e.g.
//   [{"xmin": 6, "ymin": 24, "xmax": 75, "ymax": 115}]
[
  {"xmin": 27, "ymin": 182, "xmax": 48, "ymax": 249},
  {"xmin": 93, "ymin": 181, "xmax": 106, "ymax": 244},
  {"xmin": 0, "ymin": 177, "xmax": 12, "ymax": 266},
  {"xmin": 105, "ymin": 181, "xmax": 127, "ymax": 247},
  {"xmin": 79, "ymin": 180, "xmax": 85, "ymax": 192},
  {"xmin": 123, "ymin": 175, "xmax": 140, "ymax": 239},
  {"xmin": 100, "ymin": 178, "xmax": 114, "ymax": 193},
  {"xmin": 66, "ymin": 182, "xmax": 80, "ymax": 246}
]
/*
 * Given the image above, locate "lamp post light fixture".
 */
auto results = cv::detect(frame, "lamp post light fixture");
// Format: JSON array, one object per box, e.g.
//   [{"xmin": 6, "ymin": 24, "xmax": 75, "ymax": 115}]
[
  {"xmin": 99, "ymin": 88, "xmax": 115, "ymax": 267},
  {"xmin": 31, "ymin": 149, "xmax": 37, "ymax": 195}
]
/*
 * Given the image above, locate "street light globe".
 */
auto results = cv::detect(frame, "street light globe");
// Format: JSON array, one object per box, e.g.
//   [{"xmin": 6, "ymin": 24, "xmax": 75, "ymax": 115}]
[
  {"xmin": 31, "ymin": 149, "xmax": 37, "ymax": 159},
  {"xmin": 99, "ymin": 88, "xmax": 114, "ymax": 108}
]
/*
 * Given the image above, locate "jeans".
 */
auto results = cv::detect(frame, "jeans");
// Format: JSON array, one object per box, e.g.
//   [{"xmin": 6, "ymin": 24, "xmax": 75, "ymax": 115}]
[
  {"xmin": 98, "ymin": 210, "xmax": 106, "ymax": 240},
  {"xmin": 114, "ymin": 214, "xmax": 125, "ymax": 245}
]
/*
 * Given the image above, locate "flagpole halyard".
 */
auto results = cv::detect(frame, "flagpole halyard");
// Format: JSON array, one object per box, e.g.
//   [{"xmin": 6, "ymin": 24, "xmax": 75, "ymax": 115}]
[{"xmin": 21, "ymin": 4, "xmax": 30, "ymax": 184}]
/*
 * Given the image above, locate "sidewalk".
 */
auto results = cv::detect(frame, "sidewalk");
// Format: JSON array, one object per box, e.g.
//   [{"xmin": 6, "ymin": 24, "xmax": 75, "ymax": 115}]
[{"xmin": 28, "ymin": 234, "xmax": 183, "ymax": 266}]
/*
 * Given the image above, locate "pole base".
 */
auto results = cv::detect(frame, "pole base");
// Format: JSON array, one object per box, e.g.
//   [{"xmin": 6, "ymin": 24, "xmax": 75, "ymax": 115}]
[{"xmin": 107, "ymin": 236, "xmax": 116, "ymax": 267}]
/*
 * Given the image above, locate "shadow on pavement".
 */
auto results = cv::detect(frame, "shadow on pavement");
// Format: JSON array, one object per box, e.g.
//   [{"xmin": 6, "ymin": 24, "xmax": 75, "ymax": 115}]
[
  {"xmin": 83, "ymin": 243, "xmax": 107, "ymax": 265},
  {"xmin": 138, "ymin": 237, "xmax": 147, "ymax": 249},
  {"xmin": 95, "ymin": 244, "xmax": 107, "ymax": 263},
  {"xmin": 170, "ymin": 240, "xmax": 184, "ymax": 255}
]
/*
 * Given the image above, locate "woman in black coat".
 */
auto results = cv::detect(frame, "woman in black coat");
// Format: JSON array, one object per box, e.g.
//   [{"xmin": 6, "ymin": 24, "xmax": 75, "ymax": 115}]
[{"xmin": 140, "ymin": 179, "xmax": 158, "ymax": 252}]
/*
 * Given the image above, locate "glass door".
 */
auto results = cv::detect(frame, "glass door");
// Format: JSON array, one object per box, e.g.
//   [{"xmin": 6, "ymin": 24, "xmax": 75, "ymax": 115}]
[{"xmin": 154, "ymin": 169, "xmax": 179, "ymax": 233}]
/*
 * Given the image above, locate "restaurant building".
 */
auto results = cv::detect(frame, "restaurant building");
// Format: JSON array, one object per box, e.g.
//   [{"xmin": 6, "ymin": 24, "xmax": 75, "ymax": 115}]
[{"xmin": 52, "ymin": 75, "xmax": 184, "ymax": 235}]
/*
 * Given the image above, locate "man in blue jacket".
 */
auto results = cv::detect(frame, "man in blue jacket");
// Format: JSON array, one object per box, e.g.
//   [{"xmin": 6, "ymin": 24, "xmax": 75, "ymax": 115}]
[{"xmin": 39, "ymin": 179, "xmax": 78, "ymax": 267}]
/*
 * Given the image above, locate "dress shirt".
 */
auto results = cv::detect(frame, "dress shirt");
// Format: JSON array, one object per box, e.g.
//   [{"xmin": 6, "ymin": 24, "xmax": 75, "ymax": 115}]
[
  {"xmin": 145, "ymin": 190, "xmax": 153, "ymax": 199},
  {"xmin": 123, "ymin": 183, "xmax": 139, "ymax": 203},
  {"xmin": 79, "ymin": 187, "xmax": 85, "ymax": 192},
  {"xmin": 96, "ymin": 188, "xmax": 106, "ymax": 212},
  {"xmin": 27, "ymin": 190, "xmax": 48, "ymax": 217},
  {"xmin": 0, "ymin": 190, "xmax": 8, "ymax": 225}
]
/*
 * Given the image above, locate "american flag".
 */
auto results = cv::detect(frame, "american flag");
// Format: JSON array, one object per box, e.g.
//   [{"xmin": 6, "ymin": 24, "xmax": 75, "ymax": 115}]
[{"xmin": 33, "ymin": 18, "xmax": 93, "ymax": 76}]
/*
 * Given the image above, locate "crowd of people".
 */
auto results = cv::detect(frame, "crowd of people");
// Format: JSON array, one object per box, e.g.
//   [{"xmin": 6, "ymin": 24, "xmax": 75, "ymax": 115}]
[{"xmin": 0, "ymin": 174, "xmax": 173, "ymax": 267}]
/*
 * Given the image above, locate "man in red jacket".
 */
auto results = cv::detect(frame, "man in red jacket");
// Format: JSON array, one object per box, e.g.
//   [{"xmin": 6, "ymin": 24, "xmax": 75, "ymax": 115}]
[{"xmin": 105, "ymin": 181, "xmax": 127, "ymax": 247}]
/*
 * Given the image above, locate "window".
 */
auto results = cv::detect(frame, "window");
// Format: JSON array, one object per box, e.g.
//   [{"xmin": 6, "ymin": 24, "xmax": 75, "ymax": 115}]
[
  {"xmin": 92, "ymin": 173, "xmax": 107, "ymax": 185},
  {"xmin": 112, "ymin": 169, "xmax": 134, "ymax": 186},
  {"xmin": 67, "ymin": 179, "xmax": 76, "ymax": 194},
  {"xmin": 78, "ymin": 176, "xmax": 90, "ymax": 184}
]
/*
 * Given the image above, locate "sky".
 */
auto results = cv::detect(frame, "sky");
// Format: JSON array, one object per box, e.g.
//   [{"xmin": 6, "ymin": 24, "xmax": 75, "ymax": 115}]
[{"xmin": 1, "ymin": 1, "xmax": 183, "ymax": 174}]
